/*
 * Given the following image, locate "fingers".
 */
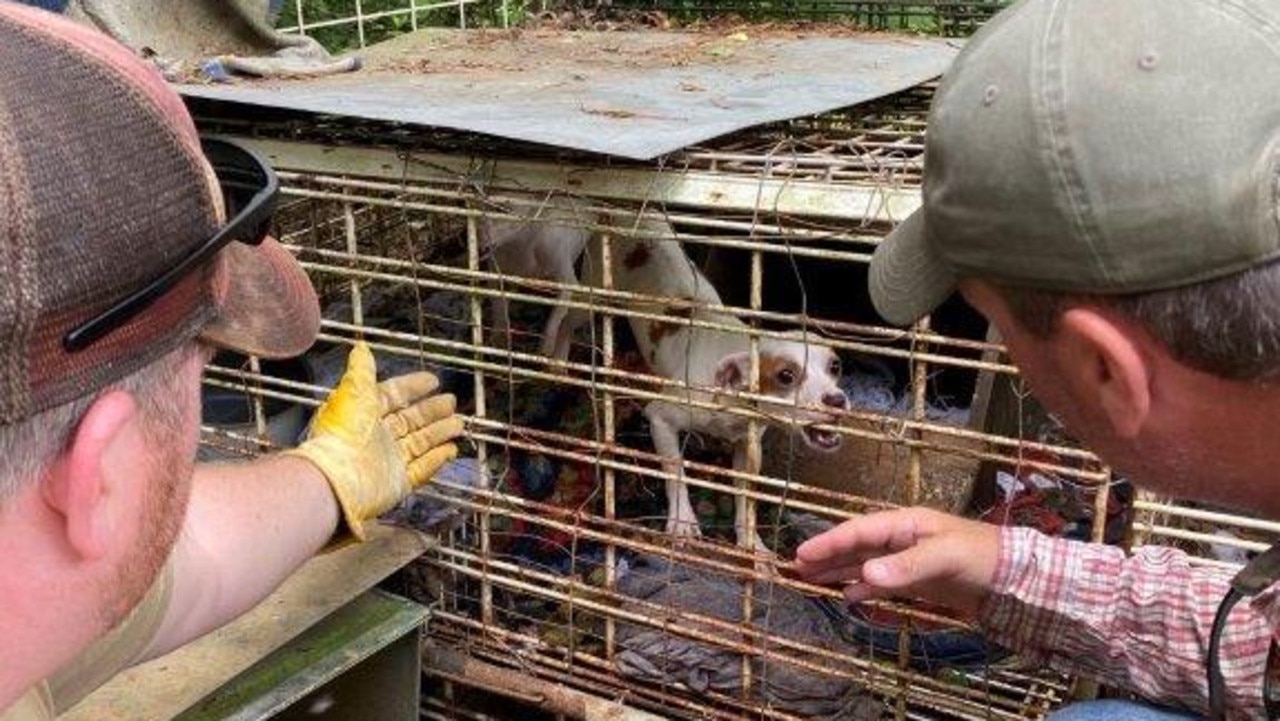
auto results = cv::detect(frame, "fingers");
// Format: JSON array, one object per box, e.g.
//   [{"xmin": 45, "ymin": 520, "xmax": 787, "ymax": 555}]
[
  {"xmin": 795, "ymin": 507, "xmax": 935, "ymax": 568},
  {"xmin": 311, "ymin": 342, "xmax": 378, "ymax": 435},
  {"xmin": 853, "ymin": 542, "xmax": 949, "ymax": 592},
  {"xmin": 385, "ymin": 394, "xmax": 457, "ymax": 438},
  {"xmin": 406, "ymin": 443, "xmax": 459, "ymax": 487},
  {"xmin": 379, "ymin": 371, "xmax": 442, "ymax": 414},
  {"xmin": 840, "ymin": 541, "xmax": 985, "ymax": 616},
  {"xmin": 793, "ymin": 507, "xmax": 993, "ymax": 614},
  {"xmin": 801, "ymin": 561, "xmax": 873, "ymax": 587},
  {"xmin": 796, "ymin": 539, "xmax": 942, "ymax": 591},
  {"xmin": 346, "ymin": 341, "xmax": 376, "ymax": 381},
  {"xmin": 398, "ymin": 416, "xmax": 466, "ymax": 459},
  {"xmin": 792, "ymin": 507, "xmax": 999, "ymax": 617}
]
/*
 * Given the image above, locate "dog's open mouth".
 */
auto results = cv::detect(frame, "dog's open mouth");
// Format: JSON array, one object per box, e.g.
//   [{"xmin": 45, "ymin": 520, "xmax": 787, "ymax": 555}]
[{"xmin": 802, "ymin": 425, "xmax": 843, "ymax": 451}]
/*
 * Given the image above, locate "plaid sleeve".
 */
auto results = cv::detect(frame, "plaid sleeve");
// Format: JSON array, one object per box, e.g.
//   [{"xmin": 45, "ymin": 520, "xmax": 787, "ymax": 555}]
[{"xmin": 978, "ymin": 526, "xmax": 1271, "ymax": 720}]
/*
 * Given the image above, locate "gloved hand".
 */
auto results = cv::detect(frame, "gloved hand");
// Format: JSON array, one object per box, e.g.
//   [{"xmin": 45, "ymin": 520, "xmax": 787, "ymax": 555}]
[{"xmin": 286, "ymin": 342, "xmax": 464, "ymax": 541}]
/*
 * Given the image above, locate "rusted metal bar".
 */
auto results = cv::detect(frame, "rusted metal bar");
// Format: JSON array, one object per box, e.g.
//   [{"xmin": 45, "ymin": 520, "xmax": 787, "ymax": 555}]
[
  {"xmin": 422, "ymin": 644, "xmax": 665, "ymax": 721},
  {"xmin": 276, "ymin": 174, "xmax": 887, "ymax": 248},
  {"xmin": 243, "ymin": 138, "xmax": 924, "ymax": 223},
  {"xmin": 201, "ymin": 357, "xmax": 1109, "ymax": 486},
  {"xmin": 291, "ymin": 244, "xmax": 1006, "ymax": 359},
  {"xmin": 599, "ymin": 229, "xmax": 619, "ymax": 664},
  {"xmin": 304, "ymin": 324, "xmax": 1101, "ymax": 471},
  {"xmin": 464, "ymin": 212, "xmax": 494, "ymax": 630},
  {"xmin": 426, "ymin": 613, "xmax": 1053, "ymax": 721}
]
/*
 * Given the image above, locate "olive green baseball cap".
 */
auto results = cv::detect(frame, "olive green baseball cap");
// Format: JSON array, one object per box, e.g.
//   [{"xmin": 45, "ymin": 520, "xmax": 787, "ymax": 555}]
[{"xmin": 871, "ymin": 0, "xmax": 1280, "ymax": 326}]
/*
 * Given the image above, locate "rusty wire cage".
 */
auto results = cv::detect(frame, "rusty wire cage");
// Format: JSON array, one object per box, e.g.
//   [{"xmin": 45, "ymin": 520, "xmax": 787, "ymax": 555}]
[
  {"xmin": 192, "ymin": 85, "xmax": 1072, "ymax": 720},
  {"xmin": 188, "ymin": 2, "xmax": 1280, "ymax": 720}
]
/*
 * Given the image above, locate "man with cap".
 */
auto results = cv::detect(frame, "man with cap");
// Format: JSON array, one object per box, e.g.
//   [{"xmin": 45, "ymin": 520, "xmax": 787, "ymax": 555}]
[
  {"xmin": 0, "ymin": 4, "xmax": 463, "ymax": 719},
  {"xmin": 795, "ymin": 0, "xmax": 1280, "ymax": 719}
]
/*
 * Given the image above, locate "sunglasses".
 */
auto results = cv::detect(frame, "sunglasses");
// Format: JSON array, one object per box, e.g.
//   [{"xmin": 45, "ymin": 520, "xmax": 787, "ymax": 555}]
[
  {"xmin": 1208, "ymin": 543, "xmax": 1280, "ymax": 720},
  {"xmin": 62, "ymin": 137, "xmax": 279, "ymax": 353}
]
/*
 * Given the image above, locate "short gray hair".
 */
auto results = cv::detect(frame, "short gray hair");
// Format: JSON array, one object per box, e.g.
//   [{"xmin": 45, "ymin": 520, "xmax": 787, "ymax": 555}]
[
  {"xmin": 0, "ymin": 341, "xmax": 200, "ymax": 501},
  {"xmin": 996, "ymin": 260, "xmax": 1280, "ymax": 381}
]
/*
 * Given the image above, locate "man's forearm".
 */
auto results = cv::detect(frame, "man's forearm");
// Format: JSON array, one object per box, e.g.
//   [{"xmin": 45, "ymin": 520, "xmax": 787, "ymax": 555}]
[{"xmin": 142, "ymin": 454, "xmax": 339, "ymax": 659}]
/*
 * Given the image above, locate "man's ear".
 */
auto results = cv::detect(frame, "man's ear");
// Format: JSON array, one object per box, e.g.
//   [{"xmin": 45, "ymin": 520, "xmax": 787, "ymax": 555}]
[
  {"xmin": 1057, "ymin": 308, "xmax": 1152, "ymax": 439},
  {"xmin": 714, "ymin": 352, "xmax": 750, "ymax": 390},
  {"xmin": 41, "ymin": 390, "xmax": 140, "ymax": 562}
]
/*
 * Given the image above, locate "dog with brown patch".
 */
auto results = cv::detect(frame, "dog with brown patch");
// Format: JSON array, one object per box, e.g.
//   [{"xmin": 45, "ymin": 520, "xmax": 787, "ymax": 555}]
[{"xmin": 558, "ymin": 215, "xmax": 850, "ymax": 555}]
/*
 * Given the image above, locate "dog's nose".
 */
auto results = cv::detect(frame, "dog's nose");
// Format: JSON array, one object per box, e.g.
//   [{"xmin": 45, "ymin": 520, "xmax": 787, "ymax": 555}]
[{"xmin": 821, "ymin": 392, "xmax": 849, "ymax": 410}]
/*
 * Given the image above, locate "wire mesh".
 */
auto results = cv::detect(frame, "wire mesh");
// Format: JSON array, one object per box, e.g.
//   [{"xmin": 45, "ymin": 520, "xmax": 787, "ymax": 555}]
[
  {"xmin": 194, "ymin": 2, "xmax": 1280, "ymax": 717},
  {"xmin": 191, "ymin": 80, "xmax": 1112, "ymax": 719}
]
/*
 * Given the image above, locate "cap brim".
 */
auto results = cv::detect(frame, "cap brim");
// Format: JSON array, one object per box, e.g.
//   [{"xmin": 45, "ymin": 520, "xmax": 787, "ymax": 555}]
[
  {"xmin": 200, "ymin": 236, "xmax": 320, "ymax": 359},
  {"xmin": 869, "ymin": 210, "xmax": 958, "ymax": 327}
]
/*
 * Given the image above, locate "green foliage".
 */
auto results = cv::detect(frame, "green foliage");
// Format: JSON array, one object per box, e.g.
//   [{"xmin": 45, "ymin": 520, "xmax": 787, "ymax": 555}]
[
  {"xmin": 278, "ymin": 0, "xmax": 525, "ymax": 54},
  {"xmin": 276, "ymin": 0, "xmax": 1001, "ymax": 50},
  {"xmin": 607, "ymin": 0, "xmax": 1007, "ymax": 35}
]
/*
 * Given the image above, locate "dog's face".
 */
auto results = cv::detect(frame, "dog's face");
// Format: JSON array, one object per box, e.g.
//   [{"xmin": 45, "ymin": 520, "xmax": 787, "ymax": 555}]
[{"xmin": 714, "ymin": 338, "xmax": 849, "ymax": 451}]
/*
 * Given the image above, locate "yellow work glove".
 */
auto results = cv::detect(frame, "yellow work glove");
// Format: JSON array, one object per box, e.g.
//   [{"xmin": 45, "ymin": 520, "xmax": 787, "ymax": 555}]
[{"xmin": 286, "ymin": 342, "xmax": 465, "ymax": 541}]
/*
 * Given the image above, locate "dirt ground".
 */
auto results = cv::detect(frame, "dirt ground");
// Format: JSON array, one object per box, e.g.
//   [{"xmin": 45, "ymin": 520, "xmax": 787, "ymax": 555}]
[{"xmin": 359, "ymin": 21, "xmax": 908, "ymax": 79}]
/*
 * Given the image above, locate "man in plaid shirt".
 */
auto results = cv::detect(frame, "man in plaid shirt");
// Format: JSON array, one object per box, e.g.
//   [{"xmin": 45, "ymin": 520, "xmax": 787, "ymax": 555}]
[{"xmin": 794, "ymin": 0, "xmax": 1280, "ymax": 719}]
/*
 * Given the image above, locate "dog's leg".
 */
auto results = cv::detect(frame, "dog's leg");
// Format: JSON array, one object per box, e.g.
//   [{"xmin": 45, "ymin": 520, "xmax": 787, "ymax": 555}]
[
  {"xmin": 547, "ymin": 304, "xmax": 590, "ymax": 363},
  {"xmin": 645, "ymin": 402, "xmax": 700, "ymax": 540},
  {"xmin": 539, "ymin": 302, "xmax": 572, "ymax": 361},
  {"xmin": 485, "ymin": 235, "xmax": 520, "ymax": 349},
  {"xmin": 542, "ymin": 266, "xmax": 591, "ymax": 363},
  {"xmin": 732, "ymin": 439, "xmax": 772, "ymax": 559},
  {"xmin": 538, "ymin": 229, "xmax": 588, "ymax": 364}
]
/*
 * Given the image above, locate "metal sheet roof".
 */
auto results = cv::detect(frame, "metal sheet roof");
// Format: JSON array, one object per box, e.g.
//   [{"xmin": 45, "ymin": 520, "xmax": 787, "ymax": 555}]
[{"xmin": 180, "ymin": 28, "xmax": 957, "ymax": 160}]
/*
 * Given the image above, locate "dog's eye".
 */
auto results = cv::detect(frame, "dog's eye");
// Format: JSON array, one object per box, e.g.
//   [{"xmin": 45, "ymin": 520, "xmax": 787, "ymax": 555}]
[
  {"xmin": 828, "ymin": 357, "xmax": 841, "ymax": 377},
  {"xmin": 776, "ymin": 367, "xmax": 796, "ymax": 387}
]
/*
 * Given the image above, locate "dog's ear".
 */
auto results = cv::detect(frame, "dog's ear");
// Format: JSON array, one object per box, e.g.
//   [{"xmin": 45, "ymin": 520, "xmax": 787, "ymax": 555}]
[{"xmin": 714, "ymin": 352, "xmax": 750, "ymax": 390}]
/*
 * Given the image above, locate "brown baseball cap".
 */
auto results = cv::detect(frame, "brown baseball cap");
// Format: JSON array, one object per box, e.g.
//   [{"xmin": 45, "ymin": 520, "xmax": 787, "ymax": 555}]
[
  {"xmin": 871, "ymin": 0, "xmax": 1280, "ymax": 326},
  {"xmin": 0, "ymin": 3, "xmax": 320, "ymax": 424}
]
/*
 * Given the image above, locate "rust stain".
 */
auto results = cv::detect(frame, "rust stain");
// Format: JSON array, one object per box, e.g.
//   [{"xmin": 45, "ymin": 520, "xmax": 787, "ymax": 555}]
[
  {"xmin": 623, "ymin": 241, "xmax": 652, "ymax": 270},
  {"xmin": 758, "ymin": 353, "xmax": 803, "ymax": 396},
  {"xmin": 579, "ymin": 104, "xmax": 673, "ymax": 121}
]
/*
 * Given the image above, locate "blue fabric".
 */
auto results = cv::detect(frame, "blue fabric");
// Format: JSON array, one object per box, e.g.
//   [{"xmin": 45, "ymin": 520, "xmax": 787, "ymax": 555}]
[
  {"xmin": 1047, "ymin": 700, "xmax": 1202, "ymax": 721},
  {"xmin": 12, "ymin": 0, "xmax": 69, "ymax": 11}
]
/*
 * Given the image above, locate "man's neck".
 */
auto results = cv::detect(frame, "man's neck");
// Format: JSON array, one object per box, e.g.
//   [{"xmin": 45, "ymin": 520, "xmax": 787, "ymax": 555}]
[
  {"xmin": 0, "ymin": 589, "xmax": 68, "ymax": 713},
  {"xmin": 1149, "ymin": 367, "xmax": 1280, "ymax": 517},
  {"xmin": 0, "ymin": 503, "xmax": 101, "ymax": 712}
]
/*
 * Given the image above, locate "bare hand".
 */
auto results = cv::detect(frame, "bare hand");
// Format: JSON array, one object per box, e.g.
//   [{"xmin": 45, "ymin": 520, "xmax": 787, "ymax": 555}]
[{"xmin": 793, "ymin": 507, "xmax": 1000, "ymax": 618}]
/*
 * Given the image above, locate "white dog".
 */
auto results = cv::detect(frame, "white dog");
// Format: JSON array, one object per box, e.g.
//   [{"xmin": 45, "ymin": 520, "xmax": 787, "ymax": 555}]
[
  {"xmin": 477, "ymin": 200, "xmax": 849, "ymax": 553},
  {"xmin": 564, "ymin": 215, "xmax": 850, "ymax": 554}
]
